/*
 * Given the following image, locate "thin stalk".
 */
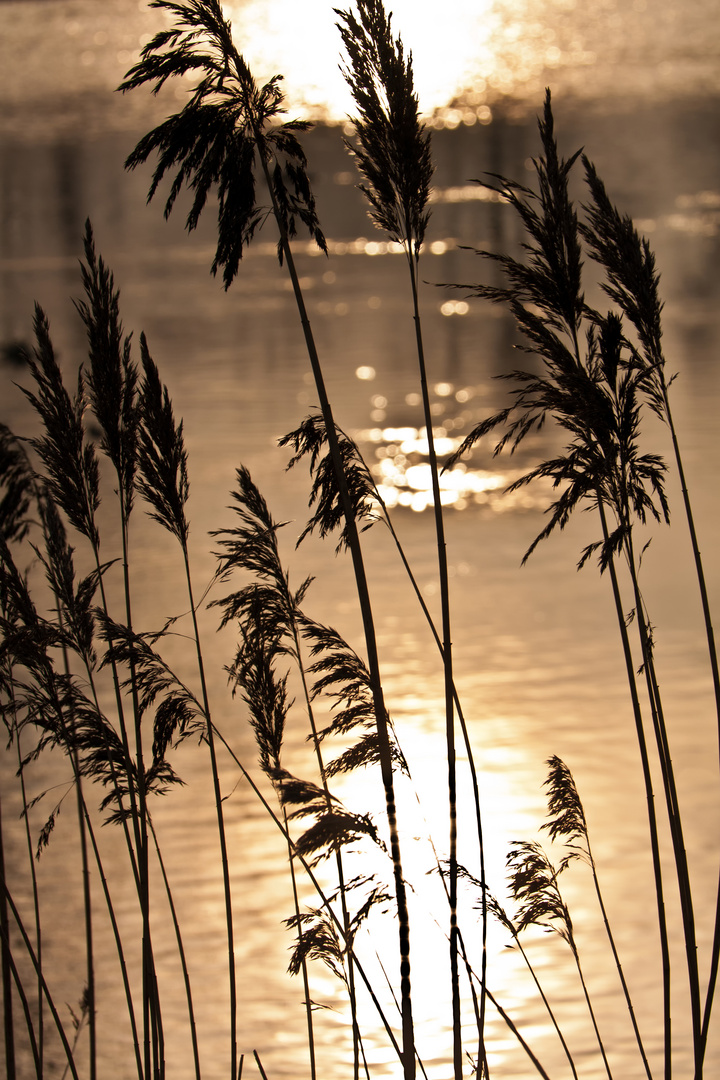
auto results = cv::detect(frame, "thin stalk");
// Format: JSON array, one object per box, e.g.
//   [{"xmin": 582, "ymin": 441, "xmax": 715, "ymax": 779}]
[
  {"xmin": 289, "ymin": 618, "xmax": 360, "ymax": 1080},
  {"xmin": 0, "ymin": 793, "xmax": 17, "ymax": 1080},
  {"xmin": 57, "ymin": 630, "xmax": 96, "ymax": 1080},
  {"xmin": 78, "ymin": 509, "xmax": 160, "ymax": 1075},
  {"xmin": 660, "ymin": 398, "xmax": 720, "ymax": 1056},
  {"xmin": 210, "ymin": 724, "xmax": 406, "ymax": 1070},
  {"xmin": 182, "ymin": 549, "xmax": 236, "ymax": 1080},
  {"xmin": 454, "ymin": 929, "xmax": 485, "ymax": 1080},
  {"xmin": 93, "ymin": 569, "xmax": 142, "ymax": 889},
  {"xmin": 514, "ymin": 932, "xmax": 578, "ymax": 1080},
  {"xmin": 281, "ymin": 806, "xmax": 317, "ymax": 1080},
  {"xmin": 82, "ymin": 794, "xmax": 144, "ymax": 1080},
  {"xmin": 623, "ymin": 528, "xmax": 702, "ymax": 1075},
  {"xmin": 2, "ymin": 883, "xmax": 80, "ymax": 1080},
  {"xmin": 598, "ymin": 501, "xmax": 671, "ymax": 1079},
  {"xmin": 405, "ymin": 248, "xmax": 461, "ymax": 1080},
  {"xmin": 3, "ymin": 931, "xmax": 39, "ymax": 1078},
  {"xmin": 660, "ymin": 393, "xmax": 720, "ymax": 732},
  {"xmin": 372, "ymin": 952, "xmax": 428, "ymax": 1080},
  {"xmin": 568, "ymin": 940, "xmax": 613, "ymax": 1080},
  {"xmin": 72, "ymin": 762, "xmax": 95, "ymax": 1080},
  {"xmin": 17, "ymin": 786, "xmax": 43, "ymax": 1078},
  {"xmin": 147, "ymin": 816, "xmax": 202, "ymax": 1080},
  {"xmin": 255, "ymin": 141, "xmax": 415, "ymax": 1078},
  {"xmin": 7, "ymin": 681, "xmax": 42, "ymax": 1077},
  {"xmin": 466, "ymin": 967, "xmax": 553, "ymax": 1080},
  {"xmin": 62, "ymin": 593, "xmax": 144, "ymax": 1079},
  {"xmin": 119, "ymin": 507, "xmax": 158, "ymax": 1080},
  {"xmin": 47, "ymin": 644, "xmax": 144, "ymax": 1080},
  {"xmin": 372, "ymin": 471, "xmax": 489, "ymax": 1064},
  {"xmin": 584, "ymin": 829, "xmax": 653, "ymax": 1079}
]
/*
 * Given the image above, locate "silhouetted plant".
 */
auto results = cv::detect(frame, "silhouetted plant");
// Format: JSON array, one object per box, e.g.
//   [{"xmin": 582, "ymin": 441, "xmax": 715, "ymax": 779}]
[
  {"xmin": 506, "ymin": 838, "xmax": 614, "ymax": 1078},
  {"xmin": 0, "ymin": 4, "xmax": 716, "ymax": 1078},
  {"xmin": 122, "ymin": 4, "xmax": 418, "ymax": 1074},
  {"xmin": 335, "ymin": 5, "xmax": 474, "ymax": 1068},
  {"xmin": 447, "ymin": 89, "xmax": 709, "ymax": 1079}
]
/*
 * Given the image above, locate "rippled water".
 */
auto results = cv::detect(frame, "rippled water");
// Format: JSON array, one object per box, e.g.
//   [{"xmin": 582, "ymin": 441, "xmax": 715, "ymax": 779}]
[{"xmin": 1, "ymin": 1, "xmax": 720, "ymax": 1078}]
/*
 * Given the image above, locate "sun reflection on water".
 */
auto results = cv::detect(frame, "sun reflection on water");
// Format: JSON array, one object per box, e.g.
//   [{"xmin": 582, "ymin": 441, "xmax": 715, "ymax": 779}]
[
  {"xmin": 0, "ymin": 0, "xmax": 717, "ymax": 140},
  {"xmin": 357, "ymin": 419, "xmax": 552, "ymax": 515},
  {"xmin": 224, "ymin": 0, "xmax": 497, "ymax": 120},
  {"xmin": 217, "ymin": 0, "xmax": 720, "ymax": 123}
]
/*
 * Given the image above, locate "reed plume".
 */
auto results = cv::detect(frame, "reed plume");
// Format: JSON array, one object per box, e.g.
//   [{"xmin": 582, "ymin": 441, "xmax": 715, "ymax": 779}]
[
  {"xmin": 336, "ymin": 6, "xmax": 487, "ymax": 1067},
  {"xmin": 542, "ymin": 756, "xmax": 652, "ymax": 1078},
  {"xmin": 123, "ymin": 5, "xmax": 416, "ymax": 1072},
  {"xmin": 445, "ymin": 91, "xmax": 693, "ymax": 1076}
]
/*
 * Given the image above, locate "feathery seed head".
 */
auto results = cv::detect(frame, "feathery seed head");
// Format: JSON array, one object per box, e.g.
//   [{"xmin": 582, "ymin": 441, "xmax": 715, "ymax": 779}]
[
  {"xmin": 336, "ymin": 0, "xmax": 433, "ymax": 253},
  {"xmin": 137, "ymin": 332, "xmax": 190, "ymax": 546},
  {"xmin": 75, "ymin": 220, "xmax": 139, "ymax": 519},
  {"xmin": 121, "ymin": 0, "xmax": 326, "ymax": 285}
]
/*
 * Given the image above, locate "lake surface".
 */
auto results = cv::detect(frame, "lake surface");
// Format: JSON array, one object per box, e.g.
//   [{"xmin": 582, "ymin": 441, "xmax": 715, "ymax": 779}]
[{"xmin": 1, "ymin": 1, "xmax": 720, "ymax": 1078}]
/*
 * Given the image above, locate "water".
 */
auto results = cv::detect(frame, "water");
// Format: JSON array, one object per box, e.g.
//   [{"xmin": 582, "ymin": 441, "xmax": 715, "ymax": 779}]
[{"xmin": 1, "ymin": 1, "xmax": 720, "ymax": 1078}]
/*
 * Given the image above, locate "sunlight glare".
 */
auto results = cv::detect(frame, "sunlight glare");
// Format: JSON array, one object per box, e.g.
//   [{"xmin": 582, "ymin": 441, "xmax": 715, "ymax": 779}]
[{"xmin": 223, "ymin": 0, "xmax": 497, "ymax": 120}]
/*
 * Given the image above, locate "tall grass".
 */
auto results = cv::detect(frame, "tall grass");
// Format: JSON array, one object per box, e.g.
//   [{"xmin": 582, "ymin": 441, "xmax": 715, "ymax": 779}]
[{"xmin": 0, "ymin": 2, "xmax": 718, "ymax": 1079}]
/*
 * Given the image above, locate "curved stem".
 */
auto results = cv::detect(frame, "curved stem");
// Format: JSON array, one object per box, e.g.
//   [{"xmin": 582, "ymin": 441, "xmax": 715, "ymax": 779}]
[
  {"xmin": 289, "ymin": 614, "xmax": 360, "ymax": 1080},
  {"xmin": 183, "ymin": 547, "xmax": 236, "ymax": 1080},
  {"xmin": 661, "ymin": 391, "xmax": 720, "ymax": 1065},
  {"xmin": 584, "ymin": 831, "xmax": 653, "ymax": 1079},
  {"xmin": 623, "ymin": 528, "xmax": 702, "ymax": 1076},
  {"xmin": 569, "ymin": 940, "xmax": 613, "ymax": 1080},
  {"xmin": 405, "ymin": 248, "xmax": 462, "ymax": 1079},
  {"xmin": 148, "ymin": 816, "xmax": 202, "ymax": 1080},
  {"xmin": 256, "ymin": 143, "xmax": 415, "ymax": 1078},
  {"xmin": 597, "ymin": 500, "xmax": 671, "ymax": 1079},
  {"xmin": 2, "ymin": 883, "xmax": 81, "ymax": 1080}
]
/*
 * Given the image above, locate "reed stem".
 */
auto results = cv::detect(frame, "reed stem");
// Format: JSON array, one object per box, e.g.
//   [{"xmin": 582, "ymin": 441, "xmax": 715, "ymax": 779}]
[
  {"xmin": 2, "ymin": 883, "xmax": 80, "ymax": 1080},
  {"xmin": 0, "ymin": 794, "xmax": 16, "ymax": 1080},
  {"xmin": 404, "ymin": 247, "xmax": 462, "ymax": 1079},
  {"xmin": 598, "ymin": 501, "xmax": 671, "ymax": 1078},
  {"xmin": 183, "ymin": 550, "xmax": 237, "ymax": 1079},
  {"xmin": 255, "ymin": 141, "xmax": 416, "ymax": 1079},
  {"xmin": 623, "ymin": 528, "xmax": 702, "ymax": 1075}
]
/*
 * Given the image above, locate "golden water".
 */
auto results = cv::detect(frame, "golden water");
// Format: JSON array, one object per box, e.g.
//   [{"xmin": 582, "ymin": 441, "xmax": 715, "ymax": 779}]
[{"xmin": 1, "ymin": 2, "xmax": 720, "ymax": 1077}]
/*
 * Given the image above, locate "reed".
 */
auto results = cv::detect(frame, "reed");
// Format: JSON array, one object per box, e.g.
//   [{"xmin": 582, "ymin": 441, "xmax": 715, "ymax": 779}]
[{"xmin": 0, "ymin": 1, "xmax": 717, "ymax": 1078}]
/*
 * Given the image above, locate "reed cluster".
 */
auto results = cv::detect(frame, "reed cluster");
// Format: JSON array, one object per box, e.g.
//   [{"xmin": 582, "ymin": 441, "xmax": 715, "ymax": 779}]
[{"xmin": 0, "ymin": 2, "xmax": 717, "ymax": 1079}]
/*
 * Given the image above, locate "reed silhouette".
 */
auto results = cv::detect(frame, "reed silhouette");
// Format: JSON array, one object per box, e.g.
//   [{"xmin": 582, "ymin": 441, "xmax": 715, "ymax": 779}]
[{"xmin": 0, "ymin": 3, "xmax": 717, "ymax": 1080}]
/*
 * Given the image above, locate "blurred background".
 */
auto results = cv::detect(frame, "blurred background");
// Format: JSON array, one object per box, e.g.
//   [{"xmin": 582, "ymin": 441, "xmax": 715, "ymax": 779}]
[{"xmin": 1, "ymin": 1, "xmax": 719, "ymax": 1078}]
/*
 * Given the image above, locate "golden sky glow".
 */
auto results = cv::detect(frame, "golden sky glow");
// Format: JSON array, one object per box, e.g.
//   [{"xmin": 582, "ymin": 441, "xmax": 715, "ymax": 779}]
[
  {"xmin": 0, "ymin": 0, "xmax": 717, "ymax": 138},
  {"xmin": 224, "ymin": 0, "xmax": 497, "ymax": 119}
]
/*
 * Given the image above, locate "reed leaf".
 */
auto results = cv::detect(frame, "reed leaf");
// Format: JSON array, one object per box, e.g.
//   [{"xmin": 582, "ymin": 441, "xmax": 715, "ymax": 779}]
[
  {"xmin": 285, "ymin": 909, "xmax": 346, "ymax": 981},
  {"xmin": 298, "ymin": 615, "xmax": 407, "ymax": 775},
  {"xmin": 32, "ymin": 494, "xmax": 100, "ymax": 669},
  {"xmin": 292, "ymin": 806, "xmax": 382, "ymax": 867},
  {"xmin": 95, "ymin": 611, "xmax": 205, "ymax": 762},
  {"xmin": 212, "ymin": 465, "xmax": 312, "ymax": 659},
  {"xmin": 506, "ymin": 840, "xmax": 613, "ymax": 1078},
  {"xmin": 506, "ymin": 840, "xmax": 574, "ymax": 944},
  {"xmin": 280, "ymin": 414, "xmax": 379, "ymax": 552}
]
